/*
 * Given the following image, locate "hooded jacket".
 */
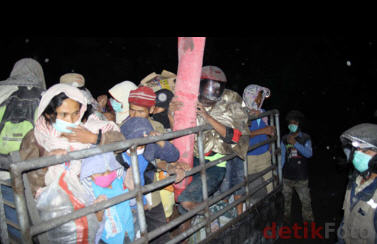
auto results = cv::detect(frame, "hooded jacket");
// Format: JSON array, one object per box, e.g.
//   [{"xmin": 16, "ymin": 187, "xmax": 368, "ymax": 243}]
[
  {"xmin": 19, "ymin": 84, "xmax": 124, "ymax": 196},
  {"xmin": 0, "ymin": 58, "xmax": 46, "ymax": 155},
  {"xmin": 108, "ymin": 81, "xmax": 138, "ymax": 125}
]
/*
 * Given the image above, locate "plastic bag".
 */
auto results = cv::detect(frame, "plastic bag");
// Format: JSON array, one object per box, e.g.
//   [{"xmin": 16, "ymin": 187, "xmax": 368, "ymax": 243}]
[{"xmin": 36, "ymin": 170, "xmax": 100, "ymax": 244}]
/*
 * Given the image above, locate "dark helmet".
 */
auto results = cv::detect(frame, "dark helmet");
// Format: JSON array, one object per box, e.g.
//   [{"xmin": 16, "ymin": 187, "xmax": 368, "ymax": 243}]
[
  {"xmin": 198, "ymin": 66, "xmax": 226, "ymax": 106},
  {"xmin": 340, "ymin": 123, "xmax": 377, "ymax": 177}
]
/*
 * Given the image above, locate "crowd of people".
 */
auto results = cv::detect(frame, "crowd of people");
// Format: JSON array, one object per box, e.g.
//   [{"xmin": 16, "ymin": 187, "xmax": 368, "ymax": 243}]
[{"xmin": 1, "ymin": 57, "xmax": 374, "ymax": 244}]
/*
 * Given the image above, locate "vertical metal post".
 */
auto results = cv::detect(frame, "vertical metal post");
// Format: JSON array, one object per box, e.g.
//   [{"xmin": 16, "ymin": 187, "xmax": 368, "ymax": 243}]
[
  {"xmin": 9, "ymin": 166, "xmax": 32, "ymax": 244},
  {"xmin": 243, "ymin": 153, "xmax": 250, "ymax": 209},
  {"xmin": 197, "ymin": 131, "xmax": 210, "ymax": 236},
  {"xmin": 269, "ymin": 114, "xmax": 276, "ymax": 191},
  {"xmin": 130, "ymin": 146, "xmax": 148, "ymax": 243},
  {"xmin": 0, "ymin": 178, "xmax": 10, "ymax": 244},
  {"xmin": 274, "ymin": 112, "xmax": 282, "ymax": 184}
]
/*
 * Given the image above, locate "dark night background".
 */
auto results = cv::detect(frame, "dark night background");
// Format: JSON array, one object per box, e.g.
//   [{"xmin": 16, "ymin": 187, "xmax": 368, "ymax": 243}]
[{"xmin": 1, "ymin": 36, "xmax": 377, "ymax": 243}]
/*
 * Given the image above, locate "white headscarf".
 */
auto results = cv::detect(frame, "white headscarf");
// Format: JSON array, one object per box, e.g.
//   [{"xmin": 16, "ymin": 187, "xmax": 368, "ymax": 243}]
[
  {"xmin": 242, "ymin": 84, "xmax": 271, "ymax": 111},
  {"xmin": 34, "ymin": 83, "xmax": 120, "ymax": 185},
  {"xmin": 108, "ymin": 80, "xmax": 137, "ymax": 124}
]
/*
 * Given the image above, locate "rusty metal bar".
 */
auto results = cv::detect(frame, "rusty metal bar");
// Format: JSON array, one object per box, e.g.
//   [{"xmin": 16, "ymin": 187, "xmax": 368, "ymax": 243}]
[
  {"xmin": 0, "ymin": 178, "xmax": 10, "ymax": 244},
  {"xmin": 130, "ymin": 146, "xmax": 148, "ymax": 243},
  {"xmin": 269, "ymin": 114, "xmax": 277, "ymax": 190},
  {"xmin": 10, "ymin": 125, "xmax": 212, "ymax": 174},
  {"xmin": 274, "ymin": 112, "xmax": 282, "ymax": 184},
  {"xmin": 197, "ymin": 131, "xmax": 211, "ymax": 236},
  {"xmin": 9, "ymin": 165, "xmax": 32, "ymax": 244},
  {"xmin": 3, "ymin": 110, "xmax": 281, "ymax": 244}
]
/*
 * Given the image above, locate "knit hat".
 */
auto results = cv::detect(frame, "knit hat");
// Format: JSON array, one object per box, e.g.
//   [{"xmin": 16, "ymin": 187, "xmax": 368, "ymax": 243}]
[
  {"xmin": 155, "ymin": 89, "xmax": 174, "ymax": 109},
  {"xmin": 201, "ymin": 66, "xmax": 227, "ymax": 82},
  {"xmin": 59, "ymin": 73, "xmax": 85, "ymax": 88},
  {"xmin": 121, "ymin": 117, "xmax": 154, "ymax": 140},
  {"xmin": 128, "ymin": 86, "xmax": 156, "ymax": 108},
  {"xmin": 80, "ymin": 151, "xmax": 122, "ymax": 180}
]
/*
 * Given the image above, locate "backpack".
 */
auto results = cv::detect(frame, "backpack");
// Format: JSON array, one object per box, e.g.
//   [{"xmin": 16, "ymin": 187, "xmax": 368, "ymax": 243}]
[{"xmin": 0, "ymin": 87, "xmax": 42, "ymax": 154}]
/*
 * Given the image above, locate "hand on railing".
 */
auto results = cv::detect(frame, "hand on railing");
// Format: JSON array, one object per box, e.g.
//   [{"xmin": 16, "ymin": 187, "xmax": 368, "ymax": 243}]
[
  {"xmin": 248, "ymin": 109, "xmax": 261, "ymax": 116},
  {"xmin": 167, "ymin": 161, "xmax": 189, "ymax": 183},
  {"xmin": 94, "ymin": 195, "xmax": 107, "ymax": 221},
  {"xmin": 124, "ymin": 167, "xmax": 134, "ymax": 190},
  {"xmin": 265, "ymin": 126, "xmax": 276, "ymax": 136},
  {"xmin": 148, "ymin": 131, "xmax": 165, "ymax": 148}
]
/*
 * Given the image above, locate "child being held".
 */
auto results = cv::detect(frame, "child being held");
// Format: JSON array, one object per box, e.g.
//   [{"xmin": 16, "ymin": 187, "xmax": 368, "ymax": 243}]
[{"xmin": 80, "ymin": 151, "xmax": 135, "ymax": 244}]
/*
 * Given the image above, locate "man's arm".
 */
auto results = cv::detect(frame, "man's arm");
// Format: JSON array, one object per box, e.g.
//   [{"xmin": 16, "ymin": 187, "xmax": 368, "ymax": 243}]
[
  {"xmin": 294, "ymin": 140, "xmax": 313, "ymax": 158},
  {"xmin": 280, "ymin": 141, "xmax": 286, "ymax": 167},
  {"xmin": 197, "ymin": 102, "xmax": 242, "ymax": 144}
]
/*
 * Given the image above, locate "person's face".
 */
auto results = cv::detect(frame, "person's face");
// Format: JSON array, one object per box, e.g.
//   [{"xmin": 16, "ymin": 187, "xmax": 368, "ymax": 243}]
[
  {"xmin": 255, "ymin": 91, "xmax": 263, "ymax": 108},
  {"xmin": 358, "ymin": 148, "xmax": 377, "ymax": 157},
  {"xmin": 55, "ymin": 98, "xmax": 81, "ymax": 123},
  {"xmin": 91, "ymin": 170, "xmax": 112, "ymax": 180},
  {"xmin": 129, "ymin": 103, "xmax": 154, "ymax": 118},
  {"xmin": 289, "ymin": 120, "xmax": 299, "ymax": 126}
]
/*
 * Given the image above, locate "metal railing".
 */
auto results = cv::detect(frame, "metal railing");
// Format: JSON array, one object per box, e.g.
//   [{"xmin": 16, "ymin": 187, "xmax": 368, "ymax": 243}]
[{"xmin": 0, "ymin": 109, "xmax": 281, "ymax": 244}]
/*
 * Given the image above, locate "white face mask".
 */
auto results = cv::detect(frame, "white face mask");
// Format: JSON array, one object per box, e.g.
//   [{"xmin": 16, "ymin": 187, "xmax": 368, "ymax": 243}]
[{"xmin": 126, "ymin": 147, "xmax": 145, "ymax": 155}]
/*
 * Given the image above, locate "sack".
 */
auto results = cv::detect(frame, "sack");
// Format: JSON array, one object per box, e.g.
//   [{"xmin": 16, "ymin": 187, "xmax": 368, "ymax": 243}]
[
  {"xmin": 139, "ymin": 70, "xmax": 176, "ymax": 92},
  {"xmin": 36, "ymin": 171, "xmax": 99, "ymax": 244}
]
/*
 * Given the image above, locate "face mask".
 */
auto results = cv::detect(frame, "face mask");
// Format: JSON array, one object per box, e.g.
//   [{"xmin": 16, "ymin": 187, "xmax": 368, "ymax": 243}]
[
  {"xmin": 53, "ymin": 119, "xmax": 80, "ymax": 133},
  {"xmin": 93, "ymin": 171, "xmax": 117, "ymax": 188},
  {"xmin": 110, "ymin": 98, "xmax": 123, "ymax": 113},
  {"xmin": 288, "ymin": 124, "xmax": 298, "ymax": 133},
  {"xmin": 152, "ymin": 110, "xmax": 170, "ymax": 129},
  {"xmin": 352, "ymin": 150, "xmax": 372, "ymax": 173}
]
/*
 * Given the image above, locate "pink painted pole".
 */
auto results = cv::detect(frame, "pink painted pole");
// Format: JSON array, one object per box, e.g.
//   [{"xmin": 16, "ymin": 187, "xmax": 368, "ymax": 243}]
[{"xmin": 173, "ymin": 37, "xmax": 206, "ymax": 201}]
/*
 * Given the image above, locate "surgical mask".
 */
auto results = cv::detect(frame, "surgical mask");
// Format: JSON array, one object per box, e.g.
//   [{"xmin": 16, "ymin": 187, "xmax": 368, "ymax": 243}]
[
  {"xmin": 53, "ymin": 119, "xmax": 80, "ymax": 133},
  {"xmin": 288, "ymin": 124, "xmax": 298, "ymax": 133},
  {"xmin": 353, "ymin": 150, "xmax": 372, "ymax": 173},
  {"xmin": 110, "ymin": 98, "xmax": 122, "ymax": 112},
  {"xmin": 93, "ymin": 171, "xmax": 117, "ymax": 188}
]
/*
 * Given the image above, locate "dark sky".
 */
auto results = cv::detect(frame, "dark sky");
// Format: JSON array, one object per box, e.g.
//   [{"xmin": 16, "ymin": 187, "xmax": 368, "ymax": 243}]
[{"xmin": 1, "ymin": 36, "xmax": 376, "ymax": 160}]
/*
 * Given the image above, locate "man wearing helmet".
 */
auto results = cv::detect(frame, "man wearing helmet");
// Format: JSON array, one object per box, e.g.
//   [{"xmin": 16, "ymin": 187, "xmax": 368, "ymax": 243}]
[
  {"xmin": 170, "ymin": 66, "xmax": 250, "ymax": 214},
  {"xmin": 337, "ymin": 123, "xmax": 377, "ymax": 244},
  {"xmin": 281, "ymin": 110, "xmax": 314, "ymax": 224}
]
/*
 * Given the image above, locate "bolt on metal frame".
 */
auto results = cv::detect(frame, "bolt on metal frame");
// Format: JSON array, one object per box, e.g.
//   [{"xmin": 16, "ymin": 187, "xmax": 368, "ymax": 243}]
[{"xmin": 0, "ymin": 109, "xmax": 281, "ymax": 244}]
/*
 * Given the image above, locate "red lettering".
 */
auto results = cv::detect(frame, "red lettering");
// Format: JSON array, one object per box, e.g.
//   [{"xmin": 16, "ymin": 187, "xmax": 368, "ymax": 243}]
[
  {"xmin": 292, "ymin": 223, "xmax": 302, "ymax": 239},
  {"xmin": 303, "ymin": 221, "xmax": 308, "ymax": 238},
  {"xmin": 263, "ymin": 222, "xmax": 276, "ymax": 239},
  {"xmin": 311, "ymin": 222, "xmax": 324, "ymax": 239},
  {"xmin": 279, "ymin": 226, "xmax": 292, "ymax": 239}
]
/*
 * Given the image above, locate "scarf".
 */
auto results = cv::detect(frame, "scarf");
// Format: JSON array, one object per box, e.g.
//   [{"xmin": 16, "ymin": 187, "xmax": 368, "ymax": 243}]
[
  {"xmin": 34, "ymin": 83, "xmax": 120, "ymax": 185},
  {"xmin": 242, "ymin": 84, "xmax": 271, "ymax": 125}
]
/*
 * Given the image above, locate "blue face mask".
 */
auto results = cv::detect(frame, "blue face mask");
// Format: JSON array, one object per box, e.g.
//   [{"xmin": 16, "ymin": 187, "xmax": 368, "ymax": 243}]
[
  {"xmin": 288, "ymin": 124, "xmax": 298, "ymax": 133},
  {"xmin": 352, "ymin": 150, "xmax": 372, "ymax": 173},
  {"xmin": 53, "ymin": 119, "xmax": 80, "ymax": 133},
  {"xmin": 110, "ymin": 98, "xmax": 122, "ymax": 112}
]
